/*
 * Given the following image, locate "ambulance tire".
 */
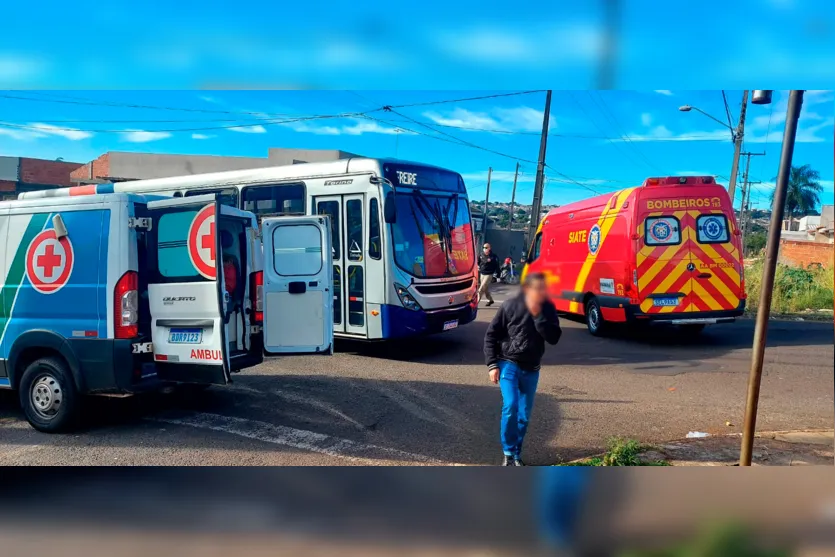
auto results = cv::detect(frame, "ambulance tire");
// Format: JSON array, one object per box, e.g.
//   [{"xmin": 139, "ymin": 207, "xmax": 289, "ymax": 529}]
[
  {"xmin": 585, "ymin": 298, "xmax": 607, "ymax": 337},
  {"xmin": 19, "ymin": 357, "xmax": 79, "ymax": 433}
]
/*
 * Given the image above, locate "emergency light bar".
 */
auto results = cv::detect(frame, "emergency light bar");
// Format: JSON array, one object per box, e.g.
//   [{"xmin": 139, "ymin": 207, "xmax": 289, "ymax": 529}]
[{"xmin": 643, "ymin": 176, "xmax": 715, "ymax": 187}]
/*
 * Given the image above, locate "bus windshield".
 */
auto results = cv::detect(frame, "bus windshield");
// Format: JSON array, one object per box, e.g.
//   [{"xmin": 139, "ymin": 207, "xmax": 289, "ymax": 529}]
[{"xmin": 391, "ymin": 192, "xmax": 475, "ymax": 278}]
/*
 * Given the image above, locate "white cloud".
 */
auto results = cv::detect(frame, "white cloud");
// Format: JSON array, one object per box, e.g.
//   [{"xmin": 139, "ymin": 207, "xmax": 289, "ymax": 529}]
[
  {"xmin": 613, "ymin": 126, "xmax": 731, "ymax": 142},
  {"xmin": 640, "ymin": 112, "xmax": 653, "ymax": 126},
  {"xmin": 28, "ymin": 123, "xmax": 93, "ymax": 140},
  {"xmin": 436, "ymin": 23, "xmax": 603, "ymax": 65},
  {"xmin": 285, "ymin": 118, "xmax": 405, "ymax": 136},
  {"xmin": 0, "ymin": 127, "xmax": 42, "ymax": 140},
  {"xmin": 423, "ymin": 106, "xmax": 554, "ymax": 133},
  {"xmin": 228, "ymin": 124, "xmax": 267, "ymax": 134},
  {"xmin": 654, "ymin": 90, "xmax": 673, "ymax": 96},
  {"xmin": 120, "ymin": 130, "xmax": 173, "ymax": 143},
  {"xmin": 191, "ymin": 133, "xmax": 215, "ymax": 140}
]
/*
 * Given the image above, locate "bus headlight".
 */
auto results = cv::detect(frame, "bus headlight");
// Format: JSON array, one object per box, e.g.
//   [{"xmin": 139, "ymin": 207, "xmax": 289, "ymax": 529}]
[{"xmin": 394, "ymin": 283, "xmax": 422, "ymax": 311}]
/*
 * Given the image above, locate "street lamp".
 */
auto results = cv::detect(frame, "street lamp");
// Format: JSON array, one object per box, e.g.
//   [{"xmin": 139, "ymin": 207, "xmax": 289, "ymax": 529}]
[
  {"xmin": 678, "ymin": 105, "xmax": 736, "ymax": 137},
  {"xmin": 679, "ymin": 91, "xmax": 772, "ymax": 204}
]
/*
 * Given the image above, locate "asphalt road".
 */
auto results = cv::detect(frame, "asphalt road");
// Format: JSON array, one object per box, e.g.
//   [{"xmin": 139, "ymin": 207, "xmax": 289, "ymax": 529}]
[{"xmin": 2, "ymin": 284, "xmax": 833, "ymax": 465}]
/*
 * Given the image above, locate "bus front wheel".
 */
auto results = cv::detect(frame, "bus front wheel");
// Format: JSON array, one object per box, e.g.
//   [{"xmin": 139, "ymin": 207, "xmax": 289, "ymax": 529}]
[{"xmin": 585, "ymin": 298, "xmax": 606, "ymax": 337}]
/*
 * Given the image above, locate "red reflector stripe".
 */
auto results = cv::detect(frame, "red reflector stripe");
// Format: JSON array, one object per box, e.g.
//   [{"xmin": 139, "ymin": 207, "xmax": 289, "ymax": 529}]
[
  {"xmin": 349, "ymin": 297, "xmax": 358, "ymax": 301},
  {"xmin": 70, "ymin": 185, "xmax": 97, "ymax": 196},
  {"xmin": 154, "ymin": 354, "xmax": 168, "ymax": 361}
]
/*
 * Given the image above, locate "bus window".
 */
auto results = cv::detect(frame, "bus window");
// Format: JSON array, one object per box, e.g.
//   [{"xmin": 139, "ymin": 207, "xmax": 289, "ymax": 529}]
[
  {"xmin": 316, "ymin": 200, "xmax": 341, "ymax": 260},
  {"xmin": 369, "ymin": 198, "xmax": 381, "ymax": 260},
  {"xmin": 185, "ymin": 187, "xmax": 238, "ymax": 207},
  {"xmin": 346, "ymin": 199, "xmax": 363, "ymax": 262},
  {"xmin": 242, "ymin": 183, "xmax": 305, "ymax": 221}
]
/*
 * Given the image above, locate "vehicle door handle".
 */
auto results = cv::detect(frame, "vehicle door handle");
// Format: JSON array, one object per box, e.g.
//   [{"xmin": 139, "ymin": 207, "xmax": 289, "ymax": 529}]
[
  {"xmin": 697, "ymin": 273, "xmax": 712, "ymax": 279},
  {"xmin": 289, "ymin": 281, "xmax": 307, "ymax": 294}
]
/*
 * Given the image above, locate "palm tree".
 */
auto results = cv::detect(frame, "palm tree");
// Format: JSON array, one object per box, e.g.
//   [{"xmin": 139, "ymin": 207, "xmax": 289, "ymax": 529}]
[{"xmin": 771, "ymin": 164, "xmax": 823, "ymax": 220}]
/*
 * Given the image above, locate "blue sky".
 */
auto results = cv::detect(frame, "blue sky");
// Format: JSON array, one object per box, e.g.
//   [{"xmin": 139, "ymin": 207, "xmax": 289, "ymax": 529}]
[
  {"xmin": 0, "ymin": 90, "xmax": 832, "ymax": 209},
  {"xmin": 2, "ymin": 1, "xmax": 834, "ymax": 88}
]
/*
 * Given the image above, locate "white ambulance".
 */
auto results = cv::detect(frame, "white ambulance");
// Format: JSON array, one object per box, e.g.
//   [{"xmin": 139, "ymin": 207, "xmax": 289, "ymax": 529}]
[{"xmin": 0, "ymin": 192, "xmax": 333, "ymax": 432}]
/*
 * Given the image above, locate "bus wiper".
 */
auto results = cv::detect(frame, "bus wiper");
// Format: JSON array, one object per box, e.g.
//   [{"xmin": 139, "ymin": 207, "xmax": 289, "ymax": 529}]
[{"xmin": 412, "ymin": 189, "xmax": 453, "ymax": 275}]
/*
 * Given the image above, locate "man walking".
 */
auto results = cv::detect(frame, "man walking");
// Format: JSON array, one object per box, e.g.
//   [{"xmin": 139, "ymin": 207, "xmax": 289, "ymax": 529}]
[
  {"xmin": 484, "ymin": 273, "xmax": 561, "ymax": 466},
  {"xmin": 477, "ymin": 242, "xmax": 499, "ymax": 306}
]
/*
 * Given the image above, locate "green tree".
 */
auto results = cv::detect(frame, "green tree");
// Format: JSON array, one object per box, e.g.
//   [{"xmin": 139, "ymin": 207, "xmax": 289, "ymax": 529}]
[{"xmin": 771, "ymin": 164, "xmax": 823, "ymax": 220}]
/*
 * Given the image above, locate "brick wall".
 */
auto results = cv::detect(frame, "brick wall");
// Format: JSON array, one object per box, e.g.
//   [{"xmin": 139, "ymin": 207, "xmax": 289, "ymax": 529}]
[
  {"xmin": 19, "ymin": 158, "xmax": 83, "ymax": 187},
  {"xmin": 779, "ymin": 239, "xmax": 834, "ymax": 268},
  {"xmin": 70, "ymin": 153, "xmax": 110, "ymax": 183}
]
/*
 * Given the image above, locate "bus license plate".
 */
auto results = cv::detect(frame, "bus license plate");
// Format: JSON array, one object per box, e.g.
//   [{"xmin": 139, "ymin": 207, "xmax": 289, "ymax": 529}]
[
  {"xmin": 443, "ymin": 320, "xmax": 459, "ymax": 331},
  {"xmin": 169, "ymin": 328, "xmax": 203, "ymax": 344},
  {"xmin": 652, "ymin": 297, "xmax": 680, "ymax": 308}
]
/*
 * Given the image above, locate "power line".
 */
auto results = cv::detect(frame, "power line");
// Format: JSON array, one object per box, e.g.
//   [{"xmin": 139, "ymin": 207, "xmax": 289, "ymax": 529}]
[
  {"xmin": 0, "ymin": 92, "xmax": 294, "ymax": 118},
  {"xmin": 0, "ymin": 110, "xmax": 373, "ymax": 134},
  {"xmin": 588, "ymin": 91, "xmax": 664, "ymax": 173},
  {"xmin": 379, "ymin": 108, "xmax": 539, "ymax": 165},
  {"xmin": 567, "ymin": 91, "xmax": 657, "ymax": 174},
  {"xmin": 385, "ymin": 90, "xmax": 545, "ymax": 109}
]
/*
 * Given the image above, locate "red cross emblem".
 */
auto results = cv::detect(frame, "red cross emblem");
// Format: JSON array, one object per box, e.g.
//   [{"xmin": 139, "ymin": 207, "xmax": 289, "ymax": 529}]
[
  {"xmin": 26, "ymin": 228, "xmax": 75, "ymax": 294},
  {"xmin": 187, "ymin": 204, "xmax": 217, "ymax": 280}
]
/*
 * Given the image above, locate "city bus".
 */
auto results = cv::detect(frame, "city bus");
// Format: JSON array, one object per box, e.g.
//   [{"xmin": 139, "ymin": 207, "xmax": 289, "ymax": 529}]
[{"xmin": 20, "ymin": 158, "xmax": 479, "ymax": 341}]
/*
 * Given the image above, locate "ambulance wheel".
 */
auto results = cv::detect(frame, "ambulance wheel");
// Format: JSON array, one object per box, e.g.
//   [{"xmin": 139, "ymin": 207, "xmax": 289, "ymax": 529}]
[
  {"xmin": 585, "ymin": 298, "xmax": 606, "ymax": 337},
  {"xmin": 19, "ymin": 357, "xmax": 79, "ymax": 433}
]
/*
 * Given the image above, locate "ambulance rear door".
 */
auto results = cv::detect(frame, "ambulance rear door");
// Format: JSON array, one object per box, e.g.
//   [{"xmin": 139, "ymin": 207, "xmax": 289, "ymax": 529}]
[
  {"xmin": 261, "ymin": 215, "xmax": 334, "ymax": 355},
  {"xmin": 141, "ymin": 194, "xmax": 260, "ymax": 385}
]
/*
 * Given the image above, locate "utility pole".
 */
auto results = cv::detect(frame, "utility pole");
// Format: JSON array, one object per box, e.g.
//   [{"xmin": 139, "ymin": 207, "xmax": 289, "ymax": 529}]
[
  {"xmin": 528, "ymin": 90, "xmax": 552, "ymax": 243},
  {"xmin": 738, "ymin": 151, "xmax": 765, "ymax": 250},
  {"xmin": 740, "ymin": 90, "xmax": 804, "ymax": 467},
  {"xmin": 481, "ymin": 167, "xmax": 492, "ymax": 247},
  {"xmin": 508, "ymin": 162, "xmax": 519, "ymax": 231},
  {"xmin": 727, "ymin": 90, "xmax": 749, "ymax": 203}
]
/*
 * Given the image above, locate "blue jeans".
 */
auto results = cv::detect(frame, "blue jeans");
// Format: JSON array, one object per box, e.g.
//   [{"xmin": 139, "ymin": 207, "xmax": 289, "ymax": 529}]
[{"xmin": 498, "ymin": 359, "xmax": 540, "ymax": 457}]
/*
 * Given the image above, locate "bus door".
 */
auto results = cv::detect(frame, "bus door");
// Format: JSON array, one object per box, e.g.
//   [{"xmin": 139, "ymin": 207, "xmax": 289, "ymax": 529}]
[
  {"xmin": 261, "ymin": 215, "xmax": 334, "ymax": 354},
  {"xmin": 314, "ymin": 194, "xmax": 368, "ymax": 337}
]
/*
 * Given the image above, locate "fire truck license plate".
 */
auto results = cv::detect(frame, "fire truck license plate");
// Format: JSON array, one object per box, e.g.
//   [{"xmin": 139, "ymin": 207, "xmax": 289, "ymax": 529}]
[{"xmin": 652, "ymin": 297, "xmax": 680, "ymax": 307}]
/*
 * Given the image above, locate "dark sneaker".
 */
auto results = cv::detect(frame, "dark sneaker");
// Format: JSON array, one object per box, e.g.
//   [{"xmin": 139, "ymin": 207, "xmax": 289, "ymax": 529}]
[
  {"xmin": 502, "ymin": 455, "xmax": 514, "ymax": 466},
  {"xmin": 485, "ymin": 300, "xmax": 495, "ymax": 306},
  {"xmin": 512, "ymin": 457, "xmax": 526, "ymax": 466}
]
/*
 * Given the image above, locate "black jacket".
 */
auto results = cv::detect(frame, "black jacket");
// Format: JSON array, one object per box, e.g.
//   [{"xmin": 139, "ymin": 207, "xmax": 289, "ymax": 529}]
[
  {"xmin": 484, "ymin": 293, "xmax": 562, "ymax": 371},
  {"xmin": 478, "ymin": 251, "xmax": 499, "ymax": 275}
]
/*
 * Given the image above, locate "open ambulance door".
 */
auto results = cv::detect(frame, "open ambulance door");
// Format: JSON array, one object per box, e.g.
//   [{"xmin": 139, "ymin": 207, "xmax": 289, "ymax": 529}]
[
  {"xmin": 261, "ymin": 215, "xmax": 334, "ymax": 355},
  {"xmin": 141, "ymin": 194, "xmax": 261, "ymax": 385}
]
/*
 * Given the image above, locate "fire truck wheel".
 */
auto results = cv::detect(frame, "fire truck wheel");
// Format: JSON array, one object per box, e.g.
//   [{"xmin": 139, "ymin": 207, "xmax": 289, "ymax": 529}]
[{"xmin": 585, "ymin": 298, "xmax": 606, "ymax": 336}]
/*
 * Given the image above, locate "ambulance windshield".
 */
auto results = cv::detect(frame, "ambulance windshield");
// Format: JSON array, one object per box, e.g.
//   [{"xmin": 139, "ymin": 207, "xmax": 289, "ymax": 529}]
[{"xmin": 391, "ymin": 191, "xmax": 475, "ymax": 278}]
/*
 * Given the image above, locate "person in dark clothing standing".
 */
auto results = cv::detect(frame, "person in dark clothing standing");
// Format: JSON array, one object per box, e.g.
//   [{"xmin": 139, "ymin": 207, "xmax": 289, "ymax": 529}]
[
  {"xmin": 484, "ymin": 272, "xmax": 561, "ymax": 465},
  {"xmin": 477, "ymin": 242, "xmax": 500, "ymax": 306}
]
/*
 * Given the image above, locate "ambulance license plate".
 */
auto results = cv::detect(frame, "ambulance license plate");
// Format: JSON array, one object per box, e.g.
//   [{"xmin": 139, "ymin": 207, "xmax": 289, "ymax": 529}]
[
  {"xmin": 169, "ymin": 328, "xmax": 203, "ymax": 344},
  {"xmin": 443, "ymin": 319, "xmax": 459, "ymax": 331},
  {"xmin": 652, "ymin": 297, "xmax": 680, "ymax": 308}
]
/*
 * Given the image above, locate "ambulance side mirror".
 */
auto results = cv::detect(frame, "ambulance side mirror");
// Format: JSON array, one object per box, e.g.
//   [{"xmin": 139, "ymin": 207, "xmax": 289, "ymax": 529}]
[{"xmin": 52, "ymin": 214, "xmax": 69, "ymax": 239}]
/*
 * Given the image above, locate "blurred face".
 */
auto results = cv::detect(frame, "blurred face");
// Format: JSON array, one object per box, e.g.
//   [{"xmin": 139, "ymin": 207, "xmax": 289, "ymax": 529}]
[
  {"xmin": 523, "ymin": 277, "xmax": 547, "ymax": 305},
  {"xmin": 483, "ymin": 245, "xmax": 491, "ymax": 254}
]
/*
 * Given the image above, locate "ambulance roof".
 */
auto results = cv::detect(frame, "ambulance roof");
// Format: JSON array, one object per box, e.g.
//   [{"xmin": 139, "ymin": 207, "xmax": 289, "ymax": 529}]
[{"xmin": 544, "ymin": 176, "xmax": 724, "ymax": 219}]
